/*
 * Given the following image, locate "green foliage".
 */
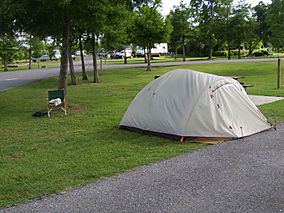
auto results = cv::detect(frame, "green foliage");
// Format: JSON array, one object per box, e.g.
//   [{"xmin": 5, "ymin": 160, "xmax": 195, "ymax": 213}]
[
  {"xmin": 253, "ymin": 2, "xmax": 270, "ymax": 44},
  {"xmin": 190, "ymin": 0, "xmax": 234, "ymax": 58},
  {"xmin": 133, "ymin": 2, "xmax": 167, "ymax": 48},
  {"xmin": 45, "ymin": 41, "xmax": 59, "ymax": 59},
  {"xmin": 101, "ymin": 3, "xmax": 134, "ymax": 51},
  {"xmin": 230, "ymin": 0, "xmax": 250, "ymax": 45},
  {"xmin": 31, "ymin": 37, "xmax": 46, "ymax": 58},
  {"xmin": 213, "ymin": 50, "xmax": 227, "ymax": 57},
  {"xmin": 267, "ymin": 0, "xmax": 284, "ymax": 48},
  {"xmin": 0, "ymin": 34, "xmax": 19, "ymax": 71},
  {"xmin": 0, "ymin": 0, "xmax": 15, "ymax": 36},
  {"xmin": 168, "ymin": 1, "xmax": 191, "ymax": 50},
  {"xmin": 163, "ymin": 15, "xmax": 173, "ymax": 43}
]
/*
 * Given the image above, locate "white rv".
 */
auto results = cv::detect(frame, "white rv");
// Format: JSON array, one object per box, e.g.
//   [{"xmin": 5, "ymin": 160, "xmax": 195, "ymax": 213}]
[
  {"xmin": 150, "ymin": 43, "xmax": 168, "ymax": 57},
  {"xmin": 136, "ymin": 43, "xmax": 168, "ymax": 57}
]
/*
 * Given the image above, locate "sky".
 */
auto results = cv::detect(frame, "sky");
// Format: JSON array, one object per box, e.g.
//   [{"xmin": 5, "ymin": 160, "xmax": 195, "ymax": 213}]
[{"xmin": 161, "ymin": 0, "xmax": 272, "ymax": 15}]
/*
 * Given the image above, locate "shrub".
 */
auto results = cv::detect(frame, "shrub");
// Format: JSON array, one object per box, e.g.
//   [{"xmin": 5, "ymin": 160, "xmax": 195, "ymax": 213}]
[{"xmin": 213, "ymin": 51, "xmax": 227, "ymax": 57}]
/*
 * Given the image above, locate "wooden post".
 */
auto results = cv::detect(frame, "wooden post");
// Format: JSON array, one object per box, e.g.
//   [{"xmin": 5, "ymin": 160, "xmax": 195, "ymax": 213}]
[{"xmin": 277, "ymin": 58, "xmax": 281, "ymax": 89}]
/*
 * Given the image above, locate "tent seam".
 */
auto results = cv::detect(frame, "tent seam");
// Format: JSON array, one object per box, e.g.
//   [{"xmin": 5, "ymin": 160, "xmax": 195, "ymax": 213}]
[{"xmin": 182, "ymin": 78, "xmax": 234, "ymax": 136}]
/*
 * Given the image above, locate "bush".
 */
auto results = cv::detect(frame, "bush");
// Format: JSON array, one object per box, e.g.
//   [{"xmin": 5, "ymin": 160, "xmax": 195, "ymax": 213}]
[
  {"xmin": 213, "ymin": 51, "xmax": 227, "ymax": 57},
  {"xmin": 229, "ymin": 49, "xmax": 249, "ymax": 56}
]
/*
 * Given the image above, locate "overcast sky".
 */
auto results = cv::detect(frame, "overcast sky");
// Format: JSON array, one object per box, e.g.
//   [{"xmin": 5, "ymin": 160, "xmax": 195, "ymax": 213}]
[{"xmin": 161, "ymin": 0, "xmax": 272, "ymax": 15}]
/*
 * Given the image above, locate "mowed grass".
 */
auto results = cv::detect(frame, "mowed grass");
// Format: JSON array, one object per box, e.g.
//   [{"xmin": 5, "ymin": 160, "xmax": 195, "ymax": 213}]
[
  {"xmin": 0, "ymin": 66, "xmax": 203, "ymax": 208},
  {"xmin": 1, "ymin": 61, "xmax": 62, "ymax": 72},
  {"xmin": 1, "ymin": 61, "xmax": 284, "ymax": 208}
]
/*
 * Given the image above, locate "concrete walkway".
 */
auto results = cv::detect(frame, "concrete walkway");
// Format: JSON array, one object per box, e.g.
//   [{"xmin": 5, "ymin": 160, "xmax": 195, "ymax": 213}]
[
  {"xmin": 249, "ymin": 95, "xmax": 284, "ymax": 106},
  {"xmin": 2, "ymin": 123, "xmax": 284, "ymax": 213}
]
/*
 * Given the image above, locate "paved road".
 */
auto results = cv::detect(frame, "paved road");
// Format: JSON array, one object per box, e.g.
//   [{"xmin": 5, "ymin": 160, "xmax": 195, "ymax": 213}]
[
  {"xmin": 1, "ymin": 123, "xmax": 284, "ymax": 213},
  {"xmin": 0, "ymin": 58, "xmax": 281, "ymax": 91}
]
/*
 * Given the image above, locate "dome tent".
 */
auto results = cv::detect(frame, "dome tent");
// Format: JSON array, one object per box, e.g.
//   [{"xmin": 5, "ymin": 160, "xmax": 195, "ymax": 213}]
[{"xmin": 119, "ymin": 69, "xmax": 271, "ymax": 140}]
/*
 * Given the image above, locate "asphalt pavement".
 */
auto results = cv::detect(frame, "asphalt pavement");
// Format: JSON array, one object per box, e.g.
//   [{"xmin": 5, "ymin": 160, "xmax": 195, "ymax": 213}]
[
  {"xmin": 0, "ymin": 57, "xmax": 281, "ymax": 91},
  {"xmin": 1, "ymin": 123, "xmax": 284, "ymax": 213}
]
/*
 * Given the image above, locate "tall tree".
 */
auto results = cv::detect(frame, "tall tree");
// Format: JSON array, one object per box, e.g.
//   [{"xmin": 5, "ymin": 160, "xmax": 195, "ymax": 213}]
[
  {"xmin": 83, "ymin": 0, "xmax": 128, "ymax": 83},
  {"xmin": 169, "ymin": 1, "xmax": 191, "ymax": 61},
  {"xmin": 191, "ymin": 0, "xmax": 217, "ymax": 59},
  {"xmin": 133, "ymin": 0, "xmax": 170, "ymax": 71},
  {"xmin": 215, "ymin": 0, "xmax": 234, "ymax": 59},
  {"xmin": 101, "ymin": 3, "xmax": 133, "ymax": 64},
  {"xmin": 78, "ymin": 32, "xmax": 88, "ymax": 80},
  {"xmin": 231, "ymin": 0, "xmax": 250, "ymax": 59},
  {"xmin": 191, "ymin": 0, "xmax": 233, "ymax": 59},
  {"xmin": 0, "ymin": 34, "xmax": 19, "ymax": 71},
  {"xmin": 14, "ymin": 0, "xmax": 82, "ymax": 90},
  {"xmin": 246, "ymin": 2, "xmax": 270, "ymax": 56},
  {"xmin": 68, "ymin": 37, "xmax": 77, "ymax": 85},
  {"xmin": 0, "ymin": 0, "xmax": 15, "ymax": 37},
  {"xmin": 267, "ymin": 0, "xmax": 284, "ymax": 49}
]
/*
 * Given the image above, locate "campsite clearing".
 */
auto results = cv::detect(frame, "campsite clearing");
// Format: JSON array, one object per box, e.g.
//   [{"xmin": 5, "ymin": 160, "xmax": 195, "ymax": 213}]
[{"xmin": 1, "ymin": 61, "xmax": 284, "ymax": 208}]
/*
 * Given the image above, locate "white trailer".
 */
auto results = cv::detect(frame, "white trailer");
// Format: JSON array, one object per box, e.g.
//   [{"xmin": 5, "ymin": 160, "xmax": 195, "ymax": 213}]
[
  {"xmin": 150, "ymin": 43, "xmax": 168, "ymax": 57},
  {"xmin": 136, "ymin": 43, "xmax": 168, "ymax": 58}
]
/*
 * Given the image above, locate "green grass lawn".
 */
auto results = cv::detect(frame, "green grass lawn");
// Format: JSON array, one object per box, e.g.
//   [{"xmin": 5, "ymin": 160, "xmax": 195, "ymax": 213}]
[
  {"xmin": 1, "ymin": 61, "xmax": 284, "ymax": 208},
  {"xmin": 1, "ymin": 61, "xmax": 61, "ymax": 72}
]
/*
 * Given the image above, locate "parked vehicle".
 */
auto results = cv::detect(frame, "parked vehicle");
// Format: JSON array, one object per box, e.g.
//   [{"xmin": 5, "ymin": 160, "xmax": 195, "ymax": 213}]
[
  {"xmin": 110, "ymin": 51, "xmax": 120, "ymax": 59},
  {"xmin": 75, "ymin": 50, "xmax": 87, "ymax": 56},
  {"xmin": 39, "ymin": 54, "xmax": 50, "ymax": 61},
  {"xmin": 31, "ymin": 54, "xmax": 49, "ymax": 62},
  {"xmin": 97, "ymin": 52, "xmax": 109, "ymax": 58},
  {"xmin": 51, "ymin": 51, "xmax": 61, "ymax": 60},
  {"xmin": 135, "ymin": 43, "xmax": 168, "ymax": 57},
  {"xmin": 136, "ymin": 48, "xmax": 145, "ymax": 58},
  {"xmin": 116, "ymin": 49, "xmax": 132, "ymax": 59},
  {"xmin": 150, "ymin": 43, "xmax": 168, "ymax": 57}
]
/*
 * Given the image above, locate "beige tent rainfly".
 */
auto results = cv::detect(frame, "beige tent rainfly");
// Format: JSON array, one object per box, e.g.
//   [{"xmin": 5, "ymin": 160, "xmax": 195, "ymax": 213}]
[{"xmin": 119, "ymin": 69, "xmax": 271, "ymax": 141}]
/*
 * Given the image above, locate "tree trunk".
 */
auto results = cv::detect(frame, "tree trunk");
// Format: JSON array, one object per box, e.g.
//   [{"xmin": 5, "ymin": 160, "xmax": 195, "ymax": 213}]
[
  {"xmin": 68, "ymin": 40, "xmax": 77, "ymax": 85},
  {"xmin": 147, "ymin": 45, "xmax": 151, "ymax": 71},
  {"xmin": 182, "ymin": 37, "xmax": 186, "ymax": 62},
  {"xmin": 79, "ymin": 33, "xmax": 88, "ymax": 80},
  {"xmin": 58, "ymin": 21, "xmax": 69, "ymax": 91},
  {"xmin": 3, "ymin": 59, "xmax": 8, "ymax": 71},
  {"xmin": 144, "ymin": 46, "xmax": 147, "ymax": 63},
  {"xmin": 238, "ymin": 43, "xmax": 241, "ymax": 59},
  {"xmin": 277, "ymin": 57, "xmax": 281, "ymax": 89},
  {"xmin": 249, "ymin": 39, "xmax": 261, "ymax": 56},
  {"xmin": 124, "ymin": 48, "xmax": 127, "ymax": 64},
  {"xmin": 91, "ymin": 33, "xmax": 99, "ymax": 83},
  {"xmin": 248, "ymin": 42, "xmax": 253, "ymax": 56},
  {"xmin": 208, "ymin": 1, "xmax": 213, "ymax": 60},
  {"xmin": 28, "ymin": 34, "xmax": 32, "ymax": 69},
  {"xmin": 228, "ymin": 43, "xmax": 231, "ymax": 60},
  {"xmin": 208, "ymin": 37, "xmax": 213, "ymax": 60},
  {"xmin": 226, "ymin": 3, "xmax": 231, "ymax": 60},
  {"xmin": 175, "ymin": 48, "xmax": 177, "ymax": 60}
]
